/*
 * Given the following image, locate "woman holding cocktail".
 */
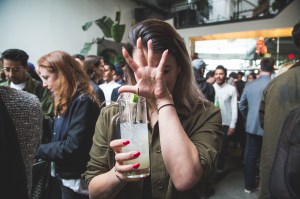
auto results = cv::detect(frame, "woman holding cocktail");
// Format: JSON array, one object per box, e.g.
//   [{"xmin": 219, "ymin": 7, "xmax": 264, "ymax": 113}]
[{"xmin": 84, "ymin": 19, "xmax": 222, "ymax": 199}]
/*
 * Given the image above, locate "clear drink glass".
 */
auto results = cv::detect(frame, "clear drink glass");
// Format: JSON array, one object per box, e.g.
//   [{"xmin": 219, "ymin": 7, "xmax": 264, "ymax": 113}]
[{"xmin": 118, "ymin": 92, "xmax": 150, "ymax": 178}]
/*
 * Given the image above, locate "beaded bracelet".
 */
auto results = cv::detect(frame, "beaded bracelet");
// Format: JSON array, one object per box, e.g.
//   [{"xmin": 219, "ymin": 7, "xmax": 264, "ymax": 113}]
[{"xmin": 158, "ymin": 103, "xmax": 175, "ymax": 112}]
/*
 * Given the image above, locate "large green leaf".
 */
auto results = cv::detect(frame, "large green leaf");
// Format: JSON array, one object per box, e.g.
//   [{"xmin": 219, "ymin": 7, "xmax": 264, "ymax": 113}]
[
  {"xmin": 94, "ymin": 17, "xmax": 114, "ymax": 38},
  {"xmin": 80, "ymin": 42, "xmax": 95, "ymax": 56},
  {"xmin": 111, "ymin": 23, "xmax": 125, "ymax": 43},
  {"xmin": 82, "ymin": 21, "xmax": 93, "ymax": 31}
]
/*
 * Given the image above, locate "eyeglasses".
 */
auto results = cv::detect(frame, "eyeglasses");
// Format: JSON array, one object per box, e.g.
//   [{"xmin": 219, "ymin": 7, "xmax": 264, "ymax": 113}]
[{"xmin": 2, "ymin": 67, "xmax": 24, "ymax": 73}]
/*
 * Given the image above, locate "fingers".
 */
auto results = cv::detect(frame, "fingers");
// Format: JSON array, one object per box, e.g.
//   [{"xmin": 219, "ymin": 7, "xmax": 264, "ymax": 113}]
[
  {"xmin": 110, "ymin": 139, "xmax": 130, "ymax": 153},
  {"xmin": 136, "ymin": 37, "xmax": 148, "ymax": 66},
  {"xmin": 111, "ymin": 139, "xmax": 143, "ymax": 182},
  {"xmin": 118, "ymin": 85, "xmax": 139, "ymax": 95},
  {"xmin": 122, "ymin": 37, "xmax": 147, "ymax": 72},
  {"xmin": 114, "ymin": 163, "xmax": 143, "ymax": 182},
  {"xmin": 110, "ymin": 139, "xmax": 141, "ymax": 163},
  {"xmin": 122, "ymin": 47, "xmax": 139, "ymax": 72},
  {"xmin": 115, "ymin": 151, "xmax": 141, "ymax": 162},
  {"xmin": 157, "ymin": 49, "xmax": 169, "ymax": 73},
  {"xmin": 147, "ymin": 39, "xmax": 154, "ymax": 67},
  {"xmin": 110, "ymin": 139, "xmax": 130, "ymax": 148},
  {"xmin": 115, "ymin": 162, "xmax": 141, "ymax": 173}
]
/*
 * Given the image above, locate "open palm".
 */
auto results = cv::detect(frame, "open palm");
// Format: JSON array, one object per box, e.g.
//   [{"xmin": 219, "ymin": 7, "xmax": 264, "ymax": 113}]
[{"xmin": 119, "ymin": 38, "xmax": 170, "ymax": 102}]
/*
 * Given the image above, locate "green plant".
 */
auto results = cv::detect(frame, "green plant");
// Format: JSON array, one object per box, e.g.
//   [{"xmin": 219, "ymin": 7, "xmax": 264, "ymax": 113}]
[{"xmin": 80, "ymin": 10, "xmax": 126, "ymax": 63}]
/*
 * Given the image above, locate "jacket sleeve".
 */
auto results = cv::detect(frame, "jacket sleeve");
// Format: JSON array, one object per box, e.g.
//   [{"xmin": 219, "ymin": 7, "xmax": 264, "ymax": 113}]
[
  {"xmin": 190, "ymin": 103, "xmax": 223, "ymax": 182},
  {"xmin": 84, "ymin": 105, "xmax": 118, "ymax": 184},
  {"xmin": 259, "ymin": 88, "xmax": 267, "ymax": 129},
  {"xmin": 238, "ymin": 87, "xmax": 248, "ymax": 119},
  {"xmin": 230, "ymin": 87, "xmax": 238, "ymax": 128},
  {"xmin": 40, "ymin": 88, "xmax": 54, "ymax": 120}
]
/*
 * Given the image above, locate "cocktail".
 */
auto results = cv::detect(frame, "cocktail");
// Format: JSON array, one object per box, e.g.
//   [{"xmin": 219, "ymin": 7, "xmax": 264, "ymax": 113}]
[{"xmin": 118, "ymin": 92, "xmax": 150, "ymax": 178}]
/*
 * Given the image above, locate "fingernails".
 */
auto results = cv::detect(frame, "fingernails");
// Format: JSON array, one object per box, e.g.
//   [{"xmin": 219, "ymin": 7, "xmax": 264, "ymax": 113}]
[
  {"xmin": 123, "ymin": 140, "xmax": 130, "ymax": 145},
  {"xmin": 132, "ymin": 151, "xmax": 140, "ymax": 157},
  {"xmin": 132, "ymin": 163, "xmax": 140, "ymax": 169}
]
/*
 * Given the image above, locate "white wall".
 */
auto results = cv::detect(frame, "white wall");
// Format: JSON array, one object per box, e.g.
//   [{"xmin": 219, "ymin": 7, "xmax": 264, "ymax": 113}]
[
  {"xmin": 0, "ymin": 0, "xmax": 137, "ymax": 64},
  {"xmin": 0, "ymin": 0, "xmax": 299, "ymax": 64}
]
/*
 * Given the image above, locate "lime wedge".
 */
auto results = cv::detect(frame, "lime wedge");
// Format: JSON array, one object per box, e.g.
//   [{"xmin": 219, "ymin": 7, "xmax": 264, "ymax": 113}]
[{"xmin": 132, "ymin": 93, "xmax": 138, "ymax": 103}]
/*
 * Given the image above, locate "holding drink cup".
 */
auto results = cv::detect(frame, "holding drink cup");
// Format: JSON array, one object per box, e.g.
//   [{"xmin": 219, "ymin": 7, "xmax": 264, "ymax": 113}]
[
  {"xmin": 118, "ymin": 92, "xmax": 150, "ymax": 178},
  {"xmin": 84, "ymin": 20, "xmax": 222, "ymax": 198}
]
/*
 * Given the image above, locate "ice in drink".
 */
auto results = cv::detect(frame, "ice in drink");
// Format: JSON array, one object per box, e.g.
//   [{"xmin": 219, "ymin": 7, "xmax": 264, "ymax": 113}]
[
  {"xmin": 119, "ymin": 93, "xmax": 150, "ymax": 178},
  {"xmin": 121, "ymin": 122, "xmax": 150, "ymax": 178}
]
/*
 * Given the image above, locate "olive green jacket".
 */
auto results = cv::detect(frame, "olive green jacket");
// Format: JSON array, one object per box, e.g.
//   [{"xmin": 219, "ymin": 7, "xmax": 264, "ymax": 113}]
[
  {"xmin": 84, "ymin": 101, "xmax": 222, "ymax": 199},
  {"xmin": 258, "ymin": 62, "xmax": 300, "ymax": 199},
  {"xmin": 0, "ymin": 75, "xmax": 54, "ymax": 120}
]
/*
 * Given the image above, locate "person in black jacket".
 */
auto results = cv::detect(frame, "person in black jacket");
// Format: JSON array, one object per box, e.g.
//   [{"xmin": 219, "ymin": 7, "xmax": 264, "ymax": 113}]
[
  {"xmin": 82, "ymin": 55, "xmax": 106, "ymax": 107},
  {"xmin": 192, "ymin": 58, "xmax": 215, "ymax": 103},
  {"xmin": 35, "ymin": 51, "xmax": 101, "ymax": 199}
]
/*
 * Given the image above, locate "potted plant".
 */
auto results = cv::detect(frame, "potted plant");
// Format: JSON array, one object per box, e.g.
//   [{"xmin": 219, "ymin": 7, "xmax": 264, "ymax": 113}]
[{"xmin": 80, "ymin": 10, "xmax": 126, "ymax": 64}]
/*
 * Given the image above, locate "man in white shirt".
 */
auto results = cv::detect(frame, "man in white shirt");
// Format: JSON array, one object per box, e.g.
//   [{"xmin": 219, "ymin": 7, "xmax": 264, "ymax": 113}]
[
  {"xmin": 99, "ymin": 63, "xmax": 121, "ymax": 105},
  {"xmin": 213, "ymin": 65, "xmax": 238, "ymax": 180}
]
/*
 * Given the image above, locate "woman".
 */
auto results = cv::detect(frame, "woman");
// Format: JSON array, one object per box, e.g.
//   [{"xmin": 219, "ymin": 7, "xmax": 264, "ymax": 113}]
[
  {"xmin": 83, "ymin": 55, "xmax": 106, "ymax": 106},
  {"xmin": 35, "ymin": 51, "xmax": 101, "ymax": 199},
  {"xmin": 83, "ymin": 55, "xmax": 105, "ymax": 85},
  {"xmin": 84, "ymin": 19, "xmax": 222, "ymax": 199}
]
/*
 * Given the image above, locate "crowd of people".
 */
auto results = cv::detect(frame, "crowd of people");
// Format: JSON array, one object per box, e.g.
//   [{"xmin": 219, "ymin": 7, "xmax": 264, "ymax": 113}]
[
  {"xmin": 0, "ymin": 19, "xmax": 299, "ymax": 199},
  {"xmin": 191, "ymin": 20, "xmax": 300, "ymax": 199}
]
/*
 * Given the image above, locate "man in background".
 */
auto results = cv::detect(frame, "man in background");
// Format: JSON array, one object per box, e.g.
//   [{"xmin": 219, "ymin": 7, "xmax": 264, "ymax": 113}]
[
  {"xmin": 239, "ymin": 57, "xmax": 274, "ymax": 194},
  {"xmin": 235, "ymin": 71, "xmax": 247, "ymax": 163},
  {"xmin": 99, "ymin": 62, "xmax": 121, "ymax": 105},
  {"xmin": 192, "ymin": 58, "xmax": 215, "ymax": 102},
  {"xmin": 113, "ymin": 64, "xmax": 125, "ymax": 85},
  {"xmin": 0, "ymin": 49, "xmax": 53, "ymax": 120},
  {"xmin": 213, "ymin": 65, "xmax": 238, "ymax": 181},
  {"xmin": 236, "ymin": 71, "xmax": 246, "ymax": 99},
  {"xmin": 0, "ymin": 49, "xmax": 53, "ymax": 143}
]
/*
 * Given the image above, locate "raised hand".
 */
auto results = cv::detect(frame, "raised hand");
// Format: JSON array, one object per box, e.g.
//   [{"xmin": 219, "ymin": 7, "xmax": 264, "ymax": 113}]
[{"xmin": 119, "ymin": 37, "xmax": 171, "ymax": 103}]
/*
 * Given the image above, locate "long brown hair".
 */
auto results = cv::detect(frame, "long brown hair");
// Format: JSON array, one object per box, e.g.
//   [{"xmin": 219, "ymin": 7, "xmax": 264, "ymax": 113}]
[
  {"xmin": 125, "ymin": 19, "xmax": 205, "ymax": 112},
  {"xmin": 83, "ymin": 55, "xmax": 102, "ymax": 81},
  {"xmin": 37, "ymin": 50, "xmax": 99, "ymax": 115}
]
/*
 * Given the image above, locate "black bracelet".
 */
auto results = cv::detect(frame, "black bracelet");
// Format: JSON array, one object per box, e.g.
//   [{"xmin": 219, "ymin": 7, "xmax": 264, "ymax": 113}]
[{"xmin": 158, "ymin": 103, "xmax": 175, "ymax": 112}]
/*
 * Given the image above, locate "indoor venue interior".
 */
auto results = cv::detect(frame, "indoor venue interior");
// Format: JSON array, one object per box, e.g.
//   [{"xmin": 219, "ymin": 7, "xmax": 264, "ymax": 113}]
[{"xmin": 1, "ymin": 0, "xmax": 299, "ymax": 199}]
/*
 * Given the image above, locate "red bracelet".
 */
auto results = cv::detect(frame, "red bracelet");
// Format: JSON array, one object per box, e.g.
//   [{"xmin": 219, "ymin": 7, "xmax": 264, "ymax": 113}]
[{"xmin": 158, "ymin": 103, "xmax": 175, "ymax": 112}]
